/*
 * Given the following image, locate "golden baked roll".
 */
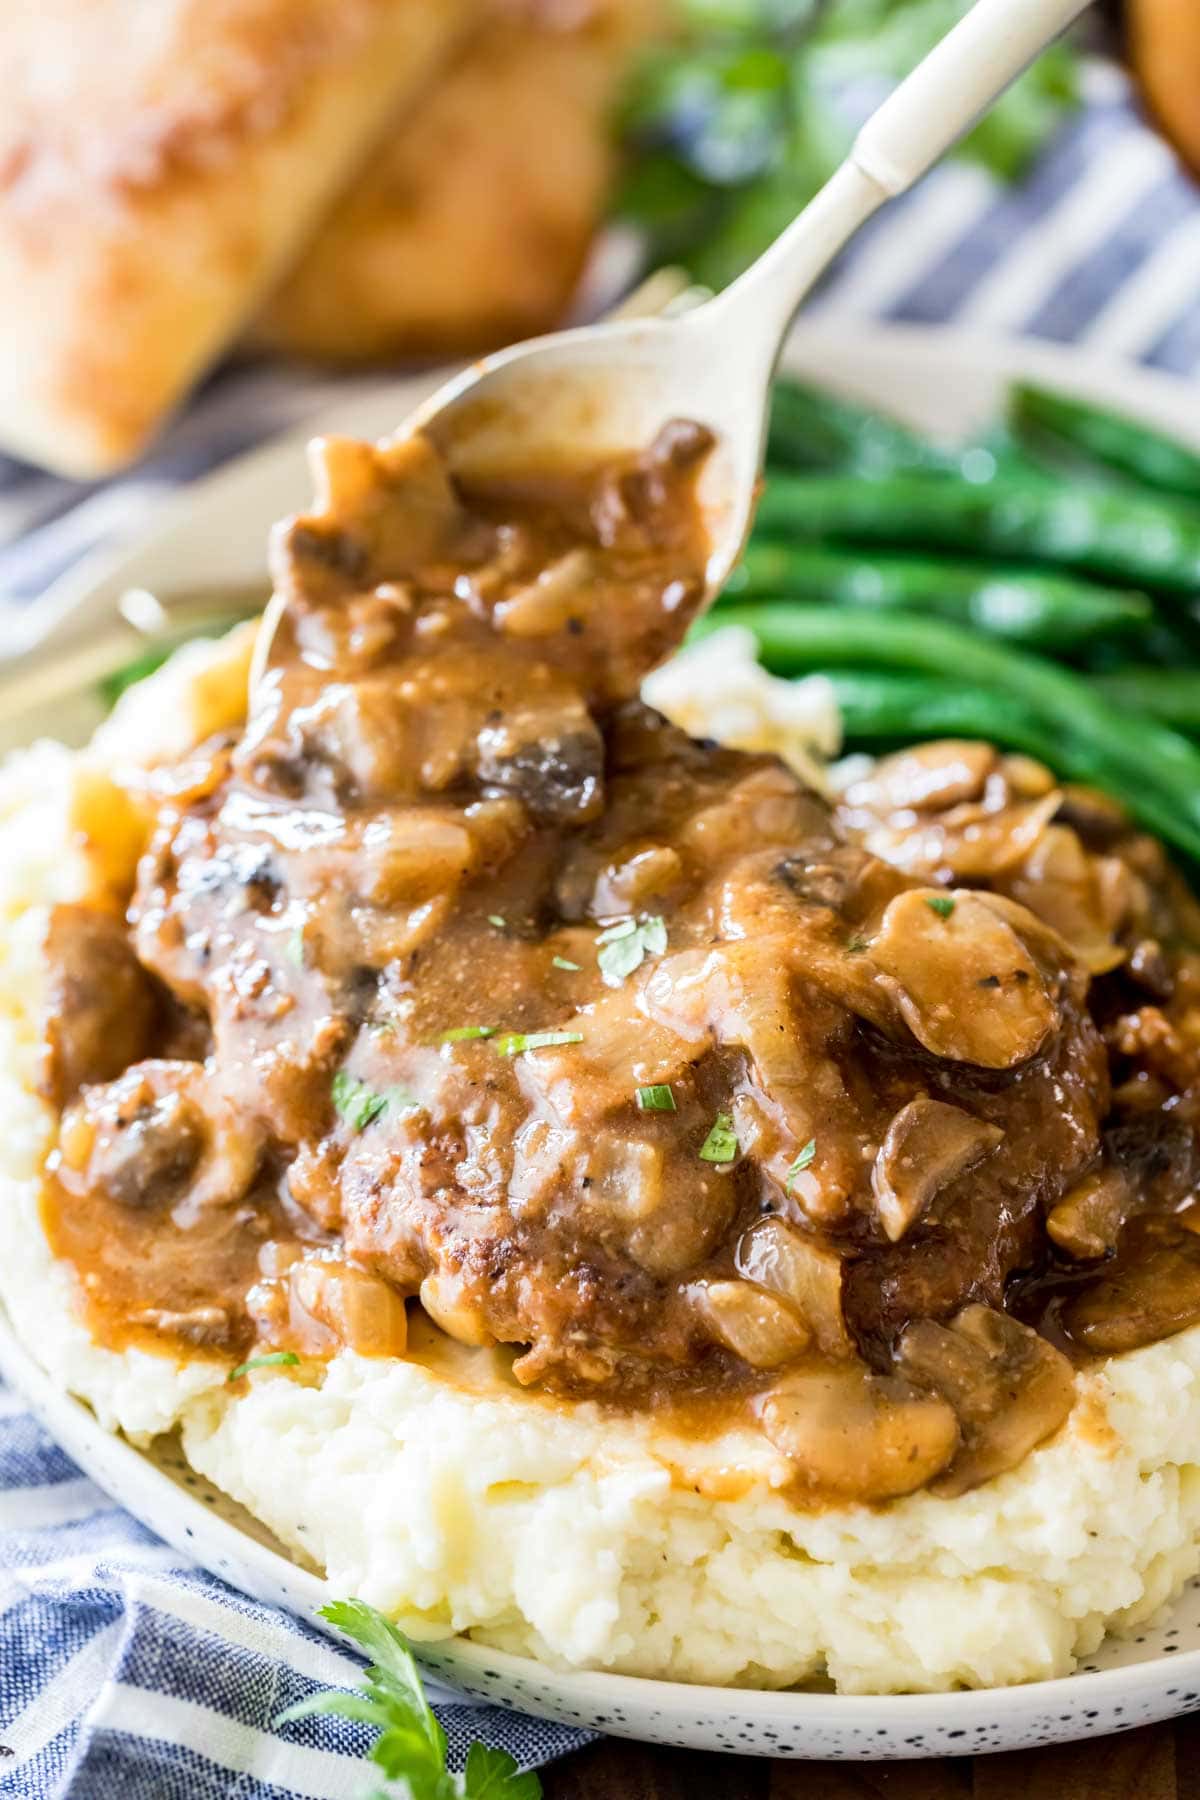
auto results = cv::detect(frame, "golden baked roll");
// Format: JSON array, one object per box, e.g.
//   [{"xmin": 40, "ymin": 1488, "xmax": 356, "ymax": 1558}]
[
  {"xmin": 0, "ymin": 0, "xmax": 475, "ymax": 476},
  {"xmin": 1128, "ymin": 0, "xmax": 1200, "ymax": 175},
  {"xmin": 253, "ymin": 0, "xmax": 664, "ymax": 363}
]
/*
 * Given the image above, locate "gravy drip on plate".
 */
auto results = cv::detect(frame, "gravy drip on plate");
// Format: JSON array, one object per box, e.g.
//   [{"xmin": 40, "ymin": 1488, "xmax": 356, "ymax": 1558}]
[{"xmin": 38, "ymin": 422, "xmax": 1200, "ymax": 1502}]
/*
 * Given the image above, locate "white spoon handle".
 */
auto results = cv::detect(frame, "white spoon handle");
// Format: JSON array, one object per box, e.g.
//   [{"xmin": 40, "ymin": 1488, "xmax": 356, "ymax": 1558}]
[
  {"xmin": 854, "ymin": 0, "xmax": 1093, "ymax": 197},
  {"xmin": 713, "ymin": 0, "xmax": 1093, "ymax": 346}
]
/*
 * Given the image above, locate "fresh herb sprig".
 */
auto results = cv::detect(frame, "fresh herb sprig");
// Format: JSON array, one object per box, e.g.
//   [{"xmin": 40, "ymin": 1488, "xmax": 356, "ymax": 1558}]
[
  {"xmin": 227, "ymin": 1350, "xmax": 300, "ymax": 1383},
  {"xmin": 332, "ymin": 1073, "xmax": 417, "ymax": 1132},
  {"xmin": 636, "ymin": 1083, "xmax": 677, "ymax": 1112},
  {"xmin": 596, "ymin": 915, "xmax": 667, "ymax": 986},
  {"xmin": 278, "ymin": 1601, "xmax": 540, "ymax": 1799},
  {"xmin": 699, "ymin": 1110, "xmax": 740, "ymax": 1164},
  {"xmin": 785, "ymin": 1138, "xmax": 816, "ymax": 1192},
  {"xmin": 495, "ymin": 1030, "xmax": 584, "ymax": 1056}
]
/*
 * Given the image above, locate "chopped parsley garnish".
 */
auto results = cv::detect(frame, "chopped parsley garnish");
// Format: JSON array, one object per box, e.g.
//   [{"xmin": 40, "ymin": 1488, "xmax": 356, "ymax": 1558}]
[
  {"xmin": 284, "ymin": 928, "xmax": 305, "ymax": 967},
  {"xmin": 596, "ymin": 914, "xmax": 667, "ymax": 986},
  {"xmin": 496, "ymin": 1030, "xmax": 584, "ymax": 1056},
  {"xmin": 925, "ymin": 895, "xmax": 956, "ymax": 919},
  {"xmin": 488, "ymin": 915, "xmax": 507, "ymax": 929},
  {"xmin": 228, "ymin": 1351, "xmax": 300, "ymax": 1383},
  {"xmin": 785, "ymin": 1139, "xmax": 817, "ymax": 1192},
  {"xmin": 551, "ymin": 955, "xmax": 581, "ymax": 972},
  {"xmin": 332, "ymin": 1072, "xmax": 415, "ymax": 1132},
  {"xmin": 636, "ymin": 1083, "xmax": 676, "ymax": 1113},
  {"xmin": 439, "ymin": 1025, "xmax": 497, "ymax": 1044},
  {"xmin": 699, "ymin": 1110, "xmax": 739, "ymax": 1164},
  {"xmin": 278, "ymin": 1599, "xmax": 541, "ymax": 1797},
  {"xmin": 846, "ymin": 935, "xmax": 870, "ymax": 954}
]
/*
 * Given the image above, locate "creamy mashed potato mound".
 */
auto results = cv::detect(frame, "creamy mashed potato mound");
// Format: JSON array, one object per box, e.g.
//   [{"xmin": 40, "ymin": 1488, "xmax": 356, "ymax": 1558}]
[{"xmin": 3, "ymin": 628, "xmax": 1200, "ymax": 1694}]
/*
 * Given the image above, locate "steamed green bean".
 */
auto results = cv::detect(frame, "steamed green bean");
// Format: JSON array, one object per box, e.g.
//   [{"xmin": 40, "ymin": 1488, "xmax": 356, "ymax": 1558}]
[
  {"xmin": 753, "ymin": 472, "xmax": 1200, "ymax": 597},
  {"xmin": 689, "ymin": 604, "xmax": 1200, "ymax": 860},
  {"xmin": 720, "ymin": 544, "xmax": 1154, "ymax": 650},
  {"xmin": 1011, "ymin": 383, "xmax": 1200, "ymax": 501}
]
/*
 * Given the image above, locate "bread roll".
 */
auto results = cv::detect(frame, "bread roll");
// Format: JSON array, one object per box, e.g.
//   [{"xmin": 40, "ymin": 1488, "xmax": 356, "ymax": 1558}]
[
  {"xmin": 0, "ymin": 0, "xmax": 474, "ymax": 476},
  {"xmin": 1128, "ymin": 0, "xmax": 1200, "ymax": 175},
  {"xmin": 254, "ymin": 0, "xmax": 663, "ymax": 362}
]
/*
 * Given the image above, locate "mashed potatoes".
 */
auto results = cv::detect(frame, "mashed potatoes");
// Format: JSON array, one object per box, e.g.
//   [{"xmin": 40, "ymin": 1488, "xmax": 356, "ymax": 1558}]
[{"xmin": 3, "ymin": 628, "xmax": 1200, "ymax": 1695}]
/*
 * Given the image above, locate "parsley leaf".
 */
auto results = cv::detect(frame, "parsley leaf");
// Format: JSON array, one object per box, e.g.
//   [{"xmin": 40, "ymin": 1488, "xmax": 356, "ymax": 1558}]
[
  {"xmin": 495, "ymin": 1030, "xmax": 584, "ymax": 1057},
  {"xmin": 785, "ymin": 1138, "xmax": 816, "ymax": 1192},
  {"xmin": 464, "ymin": 1744, "xmax": 542, "ymax": 1799},
  {"xmin": 551, "ymin": 955, "xmax": 581, "ymax": 972},
  {"xmin": 596, "ymin": 915, "xmax": 667, "ymax": 986},
  {"xmin": 227, "ymin": 1351, "xmax": 300, "ymax": 1383},
  {"xmin": 332, "ymin": 1072, "xmax": 416, "ymax": 1132},
  {"xmin": 440, "ymin": 1026, "xmax": 497, "ymax": 1044},
  {"xmin": 636, "ymin": 1083, "xmax": 677, "ymax": 1112},
  {"xmin": 278, "ymin": 1601, "xmax": 541, "ymax": 1799},
  {"xmin": 925, "ymin": 895, "xmax": 956, "ymax": 920},
  {"xmin": 699, "ymin": 1110, "xmax": 740, "ymax": 1164}
]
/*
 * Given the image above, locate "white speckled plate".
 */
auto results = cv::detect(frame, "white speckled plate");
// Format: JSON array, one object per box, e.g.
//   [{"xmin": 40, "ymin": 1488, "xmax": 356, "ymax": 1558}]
[{"xmin": 6, "ymin": 322, "xmax": 1200, "ymax": 1759}]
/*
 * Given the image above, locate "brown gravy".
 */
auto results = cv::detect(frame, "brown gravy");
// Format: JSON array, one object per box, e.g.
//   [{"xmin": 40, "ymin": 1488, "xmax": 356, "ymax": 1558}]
[{"xmin": 38, "ymin": 420, "xmax": 1200, "ymax": 1504}]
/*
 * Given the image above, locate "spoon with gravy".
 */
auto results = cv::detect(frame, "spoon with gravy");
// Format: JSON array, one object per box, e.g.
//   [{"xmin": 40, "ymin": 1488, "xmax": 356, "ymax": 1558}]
[
  {"xmin": 403, "ymin": 0, "xmax": 1093, "ymax": 593},
  {"xmin": 250, "ymin": 0, "xmax": 1091, "ymax": 690}
]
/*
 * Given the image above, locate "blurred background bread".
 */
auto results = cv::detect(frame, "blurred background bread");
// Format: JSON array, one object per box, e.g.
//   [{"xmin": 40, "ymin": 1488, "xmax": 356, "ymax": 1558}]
[
  {"xmin": 0, "ymin": 0, "xmax": 477, "ymax": 477},
  {"xmin": 1, "ymin": 0, "xmax": 1192, "ymax": 481},
  {"xmin": 255, "ymin": 0, "xmax": 665, "ymax": 363},
  {"xmin": 0, "ymin": 0, "xmax": 663, "ymax": 476},
  {"xmin": 1127, "ymin": 0, "xmax": 1200, "ymax": 176}
]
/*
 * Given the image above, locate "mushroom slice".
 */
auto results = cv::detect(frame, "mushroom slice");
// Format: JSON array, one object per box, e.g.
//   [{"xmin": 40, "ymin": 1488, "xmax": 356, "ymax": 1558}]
[
  {"xmin": 756, "ymin": 1360, "xmax": 959, "ymax": 1500},
  {"xmin": 55, "ymin": 1061, "xmax": 262, "ymax": 1219},
  {"xmin": 872, "ymin": 1098, "xmax": 1004, "ymax": 1242},
  {"xmin": 291, "ymin": 1258, "xmax": 408, "ymax": 1359},
  {"xmin": 1045, "ymin": 1167, "xmax": 1130, "ymax": 1261},
  {"xmin": 842, "ymin": 741, "xmax": 998, "ymax": 815},
  {"xmin": 1060, "ymin": 1223, "xmax": 1200, "ymax": 1355},
  {"xmin": 869, "ymin": 888, "xmax": 1058, "ymax": 1069},
  {"xmin": 736, "ymin": 1217, "xmax": 851, "ymax": 1356},
  {"xmin": 689, "ymin": 1279, "xmax": 812, "ymax": 1368},
  {"xmin": 897, "ymin": 1305, "xmax": 1075, "ymax": 1496},
  {"xmin": 1003, "ymin": 824, "xmax": 1127, "ymax": 976}
]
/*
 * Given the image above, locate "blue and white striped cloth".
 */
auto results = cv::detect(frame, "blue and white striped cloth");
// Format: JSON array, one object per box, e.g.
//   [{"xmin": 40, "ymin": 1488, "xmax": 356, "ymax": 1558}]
[
  {"xmin": 3, "ymin": 58, "xmax": 1200, "ymax": 1800},
  {"xmin": 0, "ymin": 1392, "xmax": 591, "ymax": 1795}
]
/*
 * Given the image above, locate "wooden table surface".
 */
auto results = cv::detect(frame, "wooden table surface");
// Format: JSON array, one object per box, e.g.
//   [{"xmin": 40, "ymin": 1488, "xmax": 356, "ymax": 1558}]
[{"xmin": 542, "ymin": 1713, "xmax": 1200, "ymax": 1798}]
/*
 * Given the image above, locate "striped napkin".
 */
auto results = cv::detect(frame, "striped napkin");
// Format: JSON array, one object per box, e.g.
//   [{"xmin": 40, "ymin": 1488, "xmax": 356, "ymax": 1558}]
[
  {"xmin": 2, "ymin": 58, "xmax": 1200, "ymax": 1800},
  {"xmin": 0, "ymin": 1392, "xmax": 589, "ymax": 1796}
]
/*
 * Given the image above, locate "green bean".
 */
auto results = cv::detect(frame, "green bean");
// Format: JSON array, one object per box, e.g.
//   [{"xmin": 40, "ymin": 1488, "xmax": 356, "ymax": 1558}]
[
  {"xmin": 688, "ymin": 604, "xmax": 1200, "ymax": 861},
  {"xmin": 719, "ymin": 543, "xmax": 1154, "ymax": 651},
  {"xmin": 1090, "ymin": 669, "xmax": 1200, "ymax": 735},
  {"xmin": 753, "ymin": 471, "xmax": 1200, "ymax": 598},
  {"xmin": 768, "ymin": 379, "xmax": 1017, "ymax": 481},
  {"xmin": 820, "ymin": 669, "xmax": 1064, "ymax": 765},
  {"xmin": 1011, "ymin": 383, "xmax": 1200, "ymax": 502}
]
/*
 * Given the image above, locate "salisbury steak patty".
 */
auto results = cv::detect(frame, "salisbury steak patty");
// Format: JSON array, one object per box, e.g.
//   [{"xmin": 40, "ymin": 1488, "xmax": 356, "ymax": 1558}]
[{"xmin": 39, "ymin": 423, "xmax": 1200, "ymax": 1503}]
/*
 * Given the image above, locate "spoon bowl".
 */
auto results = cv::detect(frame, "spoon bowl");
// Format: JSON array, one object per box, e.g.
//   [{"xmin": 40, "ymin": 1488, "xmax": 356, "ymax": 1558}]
[{"xmin": 407, "ymin": 306, "xmax": 758, "ymax": 597}]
